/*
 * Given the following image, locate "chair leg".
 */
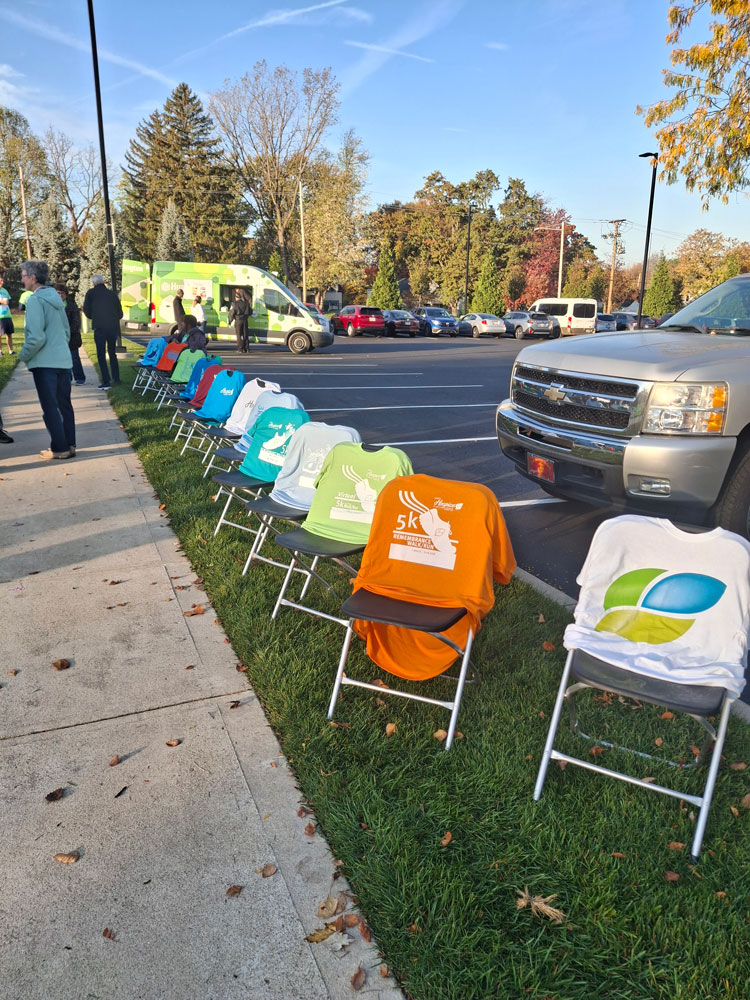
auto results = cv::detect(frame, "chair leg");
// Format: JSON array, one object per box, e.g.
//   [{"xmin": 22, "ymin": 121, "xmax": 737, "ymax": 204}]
[
  {"xmin": 690, "ymin": 696, "xmax": 731, "ymax": 861},
  {"xmin": 180, "ymin": 423, "xmax": 197, "ymax": 456},
  {"xmin": 534, "ymin": 651, "xmax": 575, "ymax": 801},
  {"xmin": 213, "ymin": 491, "xmax": 235, "ymax": 537},
  {"xmin": 243, "ymin": 517, "xmax": 271, "ymax": 574},
  {"xmin": 445, "ymin": 628, "xmax": 474, "ymax": 749},
  {"xmin": 272, "ymin": 556, "xmax": 298, "ymax": 620},
  {"xmin": 298, "ymin": 556, "xmax": 319, "ymax": 600},
  {"xmin": 328, "ymin": 623, "xmax": 355, "ymax": 719}
]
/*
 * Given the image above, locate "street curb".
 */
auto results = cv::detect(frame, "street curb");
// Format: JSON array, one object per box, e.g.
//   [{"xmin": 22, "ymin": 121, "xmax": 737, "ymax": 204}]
[{"xmin": 514, "ymin": 567, "xmax": 750, "ymax": 724}]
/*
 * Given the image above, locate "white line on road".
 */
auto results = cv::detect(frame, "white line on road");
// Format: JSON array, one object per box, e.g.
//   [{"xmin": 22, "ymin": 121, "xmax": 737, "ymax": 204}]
[
  {"xmin": 370, "ymin": 435, "xmax": 497, "ymax": 445},
  {"xmin": 498, "ymin": 498, "xmax": 566, "ymax": 508},
  {"xmin": 289, "ymin": 384, "xmax": 484, "ymax": 391},
  {"xmin": 308, "ymin": 403, "xmax": 494, "ymax": 413}
]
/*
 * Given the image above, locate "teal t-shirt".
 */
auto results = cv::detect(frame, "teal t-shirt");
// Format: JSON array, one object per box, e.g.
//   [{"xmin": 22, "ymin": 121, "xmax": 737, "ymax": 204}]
[{"xmin": 0, "ymin": 286, "xmax": 10, "ymax": 319}]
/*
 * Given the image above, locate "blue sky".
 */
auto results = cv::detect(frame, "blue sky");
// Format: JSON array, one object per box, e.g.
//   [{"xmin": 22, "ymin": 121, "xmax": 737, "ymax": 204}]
[{"xmin": 2, "ymin": 0, "xmax": 747, "ymax": 265}]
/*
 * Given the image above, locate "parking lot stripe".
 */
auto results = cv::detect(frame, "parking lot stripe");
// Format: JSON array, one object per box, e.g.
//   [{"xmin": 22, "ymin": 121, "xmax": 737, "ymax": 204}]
[
  {"xmin": 287, "ymin": 384, "xmax": 484, "ymax": 391},
  {"xmin": 308, "ymin": 403, "xmax": 494, "ymax": 413},
  {"xmin": 498, "ymin": 498, "xmax": 566, "ymax": 508},
  {"xmin": 370, "ymin": 435, "xmax": 497, "ymax": 445}
]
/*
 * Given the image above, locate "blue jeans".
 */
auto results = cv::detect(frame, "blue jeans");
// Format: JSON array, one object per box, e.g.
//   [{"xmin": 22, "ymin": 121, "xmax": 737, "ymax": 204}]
[
  {"xmin": 32, "ymin": 367, "xmax": 76, "ymax": 453},
  {"xmin": 94, "ymin": 329, "xmax": 120, "ymax": 385},
  {"xmin": 70, "ymin": 346, "xmax": 85, "ymax": 382}
]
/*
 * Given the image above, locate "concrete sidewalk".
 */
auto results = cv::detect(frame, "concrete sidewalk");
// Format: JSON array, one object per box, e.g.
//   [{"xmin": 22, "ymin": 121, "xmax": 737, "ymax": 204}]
[{"xmin": 0, "ymin": 354, "xmax": 401, "ymax": 1000}]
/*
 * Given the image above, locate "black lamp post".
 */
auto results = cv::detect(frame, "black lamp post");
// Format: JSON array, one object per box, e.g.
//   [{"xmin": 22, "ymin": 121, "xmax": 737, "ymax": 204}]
[{"xmin": 636, "ymin": 152, "xmax": 658, "ymax": 328}]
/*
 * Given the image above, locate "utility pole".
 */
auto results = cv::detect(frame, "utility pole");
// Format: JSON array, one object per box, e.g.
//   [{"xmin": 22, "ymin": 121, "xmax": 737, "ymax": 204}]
[
  {"xmin": 463, "ymin": 202, "xmax": 475, "ymax": 314},
  {"xmin": 636, "ymin": 152, "xmax": 658, "ymax": 327},
  {"xmin": 606, "ymin": 219, "xmax": 626, "ymax": 313},
  {"xmin": 18, "ymin": 165, "xmax": 31, "ymax": 259},
  {"xmin": 299, "ymin": 179, "xmax": 307, "ymax": 303}
]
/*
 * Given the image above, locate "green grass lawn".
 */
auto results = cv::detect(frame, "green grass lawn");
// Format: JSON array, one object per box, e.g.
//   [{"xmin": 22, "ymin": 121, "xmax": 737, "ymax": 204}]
[
  {"xmin": 0, "ymin": 314, "xmax": 24, "ymax": 395},
  {"xmin": 90, "ymin": 334, "xmax": 750, "ymax": 1000}
]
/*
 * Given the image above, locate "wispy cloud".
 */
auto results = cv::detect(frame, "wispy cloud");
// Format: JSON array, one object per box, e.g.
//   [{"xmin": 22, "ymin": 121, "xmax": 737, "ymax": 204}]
[
  {"xmin": 341, "ymin": 0, "xmax": 464, "ymax": 96},
  {"xmin": 339, "ymin": 6, "xmax": 374, "ymax": 23},
  {"xmin": 0, "ymin": 7, "xmax": 178, "ymax": 89},
  {"xmin": 344, "ymin": 40, "xmax": 433, "ymax": 63},
  {"xmin": 485, "ymin": 41, "xmax": 508, "ymax": 51},
  {"xmin": 442, "ymin": 127, "xmax": 466, "ymax": 133}
]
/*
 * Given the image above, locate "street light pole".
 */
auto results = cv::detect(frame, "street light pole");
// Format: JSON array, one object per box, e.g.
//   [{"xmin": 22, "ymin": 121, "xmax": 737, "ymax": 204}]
[
  {"xmin": 463, "ymin": 202, "xmax": 475, "ymax": 313},
  {"xmin": 636, "ymin": 152, "xmax": 658, "ymax": 328},
  {"xmin": 534, "ymin": 223, "xmax": 567, "ymax": 296}
]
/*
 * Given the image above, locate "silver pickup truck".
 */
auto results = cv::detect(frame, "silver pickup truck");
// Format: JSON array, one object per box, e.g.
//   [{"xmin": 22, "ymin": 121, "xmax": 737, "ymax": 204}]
[{"xmin": 496, "ymin": 274, "xmax": 750, "ymax": 538}]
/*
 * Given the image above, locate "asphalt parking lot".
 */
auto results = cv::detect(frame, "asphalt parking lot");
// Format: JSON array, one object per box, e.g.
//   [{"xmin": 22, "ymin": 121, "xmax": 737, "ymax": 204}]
[{"xmin": 130, "ymin": 329, "xmax": 607, "ymax": 595}]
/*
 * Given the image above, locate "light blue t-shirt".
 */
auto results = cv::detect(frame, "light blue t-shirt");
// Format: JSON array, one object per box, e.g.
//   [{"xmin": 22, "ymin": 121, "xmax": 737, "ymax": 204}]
[
  {"xmin": 0, "ymin": 286, "xmax": 11, "ymax": 319},
  {"xmin": 238, "ymin": 407, "xmax": 310, "ymax": 482},
  {"xmin": 270, "ymin": 422, "xmax": 362, "ymax": 510},
  {"xmin": 236, "ymin": 390, "xmax": 304, "ymax": 453},
  {"xmin": 194, "ymin": 369, "xmax": 246, "ymax": 423}
]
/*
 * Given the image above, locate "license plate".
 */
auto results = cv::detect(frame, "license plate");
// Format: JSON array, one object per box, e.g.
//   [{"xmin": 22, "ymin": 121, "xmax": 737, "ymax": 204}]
[
  {"xmin": 527, "ymin": 453, "xmax": 555, "ymax": 483},
  {"xmin": 370, "ymin": 316, "xmax": 376, "ymax": 321}
]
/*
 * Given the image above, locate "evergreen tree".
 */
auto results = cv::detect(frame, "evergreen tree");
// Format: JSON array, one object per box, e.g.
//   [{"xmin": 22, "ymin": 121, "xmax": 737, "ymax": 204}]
[
  {"xmin": 369, "ymin": 239, "xmax": 401, "ymax": 309},
  {"xmin": 642, "ymin": 254, "xmax": 679, "ymax": 316},
  {"xmin": 501, "ymin": 248, "xmax": 526, "ymax": 306},
  {"xmin": 562, "ymin": 258, "xmax": 589, "ymax": 297},
  {"xmin": 32, "ymin": 195, "xmax": 81, "ymax": 290},
  {"xmin": 155, "ymin": 199, "xmax": 193, "ymax": 261},
  {"xmin": 587, "ymin": 267, "xmax": 608, "ymax": 303},
  {"xmin": 470, "ymin": 251, "xmax": 504, "ymax": 315},
  {"xmin": 77, "ymin": 201, "xmax": 131, "ymax": 304},
  {"xmin": 121, "ymin": 83, "xmax": 250, "ymax": 262},
  {"xmin": 267, "ymin": 248, "xmax": 283, "ymax": 276}
]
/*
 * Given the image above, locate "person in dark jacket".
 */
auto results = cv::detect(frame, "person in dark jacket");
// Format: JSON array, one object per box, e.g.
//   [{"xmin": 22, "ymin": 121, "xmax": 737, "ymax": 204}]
[
  {"xmin": 228, "ymin": 288, "xmax": 252, "ymax": 353},
  {"xmin": 173, "ymin": 289, "xmax": 186, "ymax": 326},
  {"xmin": 55, "ymin": 283, "xmax": 84, "ymax": 384},
  {"xmin": 82, "ymin": 274, "xmax": 123, "ymax": 389},
  {"xmin": 182, "ymin": 314, "xmax": 208, "ymax": 352}
]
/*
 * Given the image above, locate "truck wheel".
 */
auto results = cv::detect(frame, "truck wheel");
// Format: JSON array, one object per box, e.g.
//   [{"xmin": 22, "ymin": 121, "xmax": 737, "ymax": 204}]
[
  {"xmin": 711, "ymin": 443, "xmax": 750, "ymax": 538},
  {"xmin": 288, "ymin": 331, "xmax": 312, "ymax": 355},
  {"xmin": 347, "ymin": 322, "xmax": 356, "ymax": 337},
  {"xmin": 514, "ymin": 326, "xmax": 525, "ymax": 340}
]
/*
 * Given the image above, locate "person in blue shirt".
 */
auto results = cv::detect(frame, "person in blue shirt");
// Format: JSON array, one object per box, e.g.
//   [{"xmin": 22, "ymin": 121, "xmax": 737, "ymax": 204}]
[{"xmin": 0, "ymin": 273, "xmax": 15, "ymax": 355}]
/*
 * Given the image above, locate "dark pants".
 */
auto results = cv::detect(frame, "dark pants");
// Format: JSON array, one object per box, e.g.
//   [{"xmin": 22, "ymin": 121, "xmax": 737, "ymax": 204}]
[
  {"xmin": 32, "ymin": 367, "xmax": 76, "ymax": 453},
  {"xmin": 234, "ymin": 319, "xmax": 248, "ymax": 352},
  {"xmin": 70, "ymin": 346, "xmax": 85, "ymax": 383},
  {"xmin": 94, "ymin": 329, "xmax": 120, "ymax": 385}
]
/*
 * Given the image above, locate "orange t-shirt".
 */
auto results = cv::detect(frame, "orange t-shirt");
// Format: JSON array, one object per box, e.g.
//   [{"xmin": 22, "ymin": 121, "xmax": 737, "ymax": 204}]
[{"xmin": 351, "ymin": 474, "xmax": 516, "ymax": 680}]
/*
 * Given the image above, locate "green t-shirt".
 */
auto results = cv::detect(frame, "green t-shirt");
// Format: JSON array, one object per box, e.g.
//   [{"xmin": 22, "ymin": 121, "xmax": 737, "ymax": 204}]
[
  {"xmin": 0, "ymin": 286, "xmax": 10, "ymax": 319},
  {"xmin": 302, "ymin": 442, "xmax": 413, "ymax": 544}
]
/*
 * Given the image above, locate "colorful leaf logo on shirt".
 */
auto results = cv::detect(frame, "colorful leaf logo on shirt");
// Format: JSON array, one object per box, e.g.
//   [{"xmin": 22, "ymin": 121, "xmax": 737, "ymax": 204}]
[{"xmin": 595, "ymin": 569, "xmax": 726, "ymax": 644}]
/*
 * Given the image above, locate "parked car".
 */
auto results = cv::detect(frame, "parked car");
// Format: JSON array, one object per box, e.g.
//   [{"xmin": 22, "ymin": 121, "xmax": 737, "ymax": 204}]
[
  {"xmin": 611, "ymin": 311, "xmax": 639, "ymax": 331},
  {"xmin": 413, "ymin": 306, "xmax": 459, "ymax": 337},
  {"xmin": 595, "ymin": 313, "xmax": 617, "ymax": 332},
  {"xmin": 458, "ymin": 313, "xmax": 509, "ymax": 338},
  {"xmin": 331, "ymin": 304, "xmax": 386, "ymax": 337},
  {"xmin": 640, "ymin": 316, "xmax": 658, "ymax": 329},
  {"xmin": 658, "ymin": 312, "xmax": 675, "ymax": 326},
  {"xmin": 382, "ymin": 309, "xmax": 418, "ymax": 337},
  {"xmin": 503, "ymin": 311, "xmax": 557, "ymax": 339}
]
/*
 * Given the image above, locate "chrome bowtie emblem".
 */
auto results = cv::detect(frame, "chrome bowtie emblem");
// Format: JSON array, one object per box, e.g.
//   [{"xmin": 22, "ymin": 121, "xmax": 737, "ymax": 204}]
[{"xmin": 543, "ymin": 384, "xmax": 567, "ymax": 403}]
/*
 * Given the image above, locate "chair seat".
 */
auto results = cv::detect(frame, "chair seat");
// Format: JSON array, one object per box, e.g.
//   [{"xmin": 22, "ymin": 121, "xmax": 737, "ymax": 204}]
[
  {"xmin": 204, "ymin": 427, "xmax": 241, "ymax": 441},
  {"xmin": 342, "ymin": 588, "xmax": 466, "ymax": 632},
  {"xmin": 274, "ymin": 527, "xmax": 365, "ymax": 558},
  {"xmin": 570, "ymin": 648, "xmax": 727, "ymax": 716},
  {"xmin": 213, "ymin": 470, "xmax": 272, "ymax": 490},
  {"xmin": 214, "ymin": 446, "xmax": 246, "ymax": 462},
  {"xmin": 243, "ymin": 496, "xmax": 308, "ymax": 520}
]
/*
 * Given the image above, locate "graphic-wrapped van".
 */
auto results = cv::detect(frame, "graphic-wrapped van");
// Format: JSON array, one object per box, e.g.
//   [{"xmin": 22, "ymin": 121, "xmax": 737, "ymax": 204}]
[{"xmin": 121, "ymin": 260, "xmax": 332, "ymax": 355}]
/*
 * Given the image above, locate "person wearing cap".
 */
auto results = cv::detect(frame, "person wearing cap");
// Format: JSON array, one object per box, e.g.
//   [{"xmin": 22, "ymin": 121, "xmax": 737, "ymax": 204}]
[{"xmin": 82, "ymin": 273, "xmax": 123, "ymax": 389}]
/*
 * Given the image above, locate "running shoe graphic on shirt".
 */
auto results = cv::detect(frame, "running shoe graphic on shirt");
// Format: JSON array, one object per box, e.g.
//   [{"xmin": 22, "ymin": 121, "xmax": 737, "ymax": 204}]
[
  {"xmin": 328, "ymin": 466, "xmax": 384, "ymax": 522},
  {"xmin": 389, "ymin": 490, "xmax": 458, "ymax": 570},
  {"xmin": 298, "ymin": 446, "xmax": 330, "ymax": 488},
  {"xmin": 258, "ymin": 424, "xmax": 297, "ymax": 465}
]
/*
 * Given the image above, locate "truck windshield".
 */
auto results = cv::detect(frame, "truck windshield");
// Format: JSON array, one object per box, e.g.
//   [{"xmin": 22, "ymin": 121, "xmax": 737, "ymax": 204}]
[{"xmin": 661, "ymin": 277, "xmax": 750, "ymax": 335}]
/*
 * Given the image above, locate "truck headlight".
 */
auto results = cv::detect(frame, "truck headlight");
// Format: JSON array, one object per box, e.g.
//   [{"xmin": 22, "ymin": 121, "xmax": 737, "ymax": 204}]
[{"xmin": 643, "ymin": 383, "xmax": 727, "ymax": 434}]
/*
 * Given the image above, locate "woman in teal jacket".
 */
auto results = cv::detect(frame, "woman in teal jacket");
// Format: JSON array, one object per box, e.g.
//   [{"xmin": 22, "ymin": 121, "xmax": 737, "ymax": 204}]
[{"xmin": 19, "ymin": 260, "xmax": 76, "ymax": 460}]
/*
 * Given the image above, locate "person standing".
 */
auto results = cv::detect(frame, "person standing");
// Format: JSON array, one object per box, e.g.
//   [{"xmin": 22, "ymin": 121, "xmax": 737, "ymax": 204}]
[
  {"xmin": 191, "ymin": 295, "xmax": 205, "ymax": 330},
  {"xmin": 0, "ymin": 274, "xmax": 15, "ymax": 355},
  {"xmin": 228, "ymin": 288, "xmax": 251, "ymax": 353},
  {"xmin": 0, "ymin": 411, "xmax": 12, "ymax": 444},
  {"xmin": 82, "ymin": 274, "xmax": 123, "ymax": 389},
  {"xmin": 18, "ymin": 260, "xmax": 76, "ymax": 460},
  {"xmin": 55, "ymin": 283, "xmax": 85, "ymax": 385},
  {"xmin": 173, "ymin": 288, "xmax": 186, "ymax": 326}
]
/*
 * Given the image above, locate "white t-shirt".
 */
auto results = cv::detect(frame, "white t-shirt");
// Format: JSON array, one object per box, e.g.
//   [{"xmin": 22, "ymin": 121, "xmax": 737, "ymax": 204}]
[
  {"xmin": 224, "ymin": 378, "xmax": 281, "ymax": 436},
  {"xmin": 565, "ymin": 515, "xmax": 750, "ymax": 698},
  {"xmin": 191, "ymin": 302, "xmax": 205, "ymax": 323}
]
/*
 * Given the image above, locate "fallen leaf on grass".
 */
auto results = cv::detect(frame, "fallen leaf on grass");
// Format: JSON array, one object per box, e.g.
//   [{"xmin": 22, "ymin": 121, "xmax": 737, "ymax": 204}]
[
  {"xmin": 45, "ymin": 788, "xmax": 64, "ymax": 802},
  {"xmin": 661, "ymin": 711, "xmax": 675, "ymax": 720},
  {"xmin": 257, "ymin": 864, "xmax": 277, "ymax": 878},
  {"xmin": 537, "ymin": 613, "xmax": 545, "ymax": 623},
  {"xmin": 51, "ymin": 658, "xmax": 70, "ymax": 671},
  {"xmin": 654, "ymin": 737, "xmax": 664, "ymax": 747},
  {"xmin": 371, "ymin": 678, "xmax": 390, "ymax": 689},
  {"xmin": 542, "ymin": 641, "xmax": 555, "ymax": 652},
  {"xmin": 114, "ymin": 786, "xmax": 128, "ymax": 799},
  {"xmin": 690, "ymin": 745, "xmax": 701, "ymax": 757},
  {"xmin": 184, "ymin": 605, "xmax": 205, "ymax": 617},
  {"xmin": 729, "ymin": 762, "xmax": 747, "ymax": 771},
  {"xmin": 556, "ymin": 760, "xmax": 568, "ymax": 770},
  {"xmin": 375, "ymin": 697, "xmax": 386, "ymax": 707},
  {"xmin": 642, "ymin": 776, "xmax": 656, "ymax": 783},
  {"xmin": 158, "ymin": 504, "xmax": 166, "ymax": 510},
  {"xmin": 109, "ymin": 755, "xmax": 120, "ymax": 767},
  {"xmin": 664, "ymin": 871, "xmax": 680, "ymax": 882},
  {"xmin": 102, "ymin": 928, "xmax": 115, "ymax": 940},
  {"xmin": 440, "ymin": 831, "xmax": 452, "ymax": 847},
  {"xmin": 54, "ymin": 852, "xmax": 80, "ymax": 864},
  {"xmin": 351, "ymin": 967, "xmax": 366, "ymax": 991},
  {"xmin": 228, "ymin": 700, "xmax": 240, "ymax": 709},
  {"xmin": 589, "ymin": 746, "xmax": 603, "ymax": 757},
  {"xmin": 165, "ymin": 739, "xmax": 181, "ymax": 747},
  {"xmin": 305, "ymin": 925, "xmax": 336, "ymax": 943},
  {"xmin": 385, "ymin": 722, "xmax": 397, "ymax": 737},
  {"xmin": 329, "ymin": 721, "xmax": 350, "ymax": 730},
  {"xmin": 304, "ymin": 822, "xmax": 316, "ymax": 837},
  {"xmin": 612, "ymin": 852, "xmax": 626, "ymax": 859},
  {"xmin": 740, "ymin": 793, "xmax": 750, "ymax": 809},
  {"xmin": 716, "ymin": 891, "xmax": 727, "ymax": 899},
  {"xmin": 434, "ymin": 729, "xmax": 448, "ymax": 742},
  {"xmin": 730, "ymin": 805, "xmax": 740, "ymax": 817},
  {"xmin": 515, "ymin": 887, "xmax": 566, "ymax": 923},
  {"xmin": 667, "ymin": 842, "xmax": 684, "ymax": 851},
  {"xmin": 226, "ymin": 885, "xmax": 243, "ymax": 897}
]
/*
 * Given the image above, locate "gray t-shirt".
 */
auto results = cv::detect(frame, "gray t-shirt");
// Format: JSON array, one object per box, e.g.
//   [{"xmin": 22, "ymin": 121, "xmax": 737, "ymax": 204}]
[{"xmin": 270, "ymin": 422, "xmax": 362, "ymax": 509}]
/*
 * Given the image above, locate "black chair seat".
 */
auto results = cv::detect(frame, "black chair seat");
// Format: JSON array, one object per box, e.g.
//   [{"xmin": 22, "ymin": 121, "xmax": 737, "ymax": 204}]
[
  {"xmin": 214, "ymin": 446, "xmax": 245, "ymax": 462},
  {"xmin": 274, "ymin": 527, "xmax": 365, "ymax": 559},
  {"xmin": 571, "ymin": 648, "xmax": 727, "ymax": 716},
  {"xmin": 213, "ymin": 470, "xmax": 272, "ymax": 490},
  {"xmin": 341, "ymin": 588, "xmax": 466, "ymax": 632},
  {"xmin": 204, "ymin": 427, "xmax": 241, "ymax": 441},
  {"xmin": 243, "ymin": 496, "xmax": 308, "ymax": 520}
]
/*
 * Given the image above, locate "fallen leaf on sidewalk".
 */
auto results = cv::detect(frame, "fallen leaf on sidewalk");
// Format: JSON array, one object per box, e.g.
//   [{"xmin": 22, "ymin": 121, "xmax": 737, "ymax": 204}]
[
  {"xmin": 380, "ymin": 966, "xmax": 390, "ymax": 978},
  {"xmin": 258, "ymin": 864, "xmax": 277, "ymax": 878},
  {"xmin": 358, "ymin": 919, "xmax": 371, "ymax": 941},
  {"xmin": 185, "ymin": 665, "xmax": 194, "ymax": 671},
  {"xmin": 193, "ymin": 578, "xmax": 204, "ymax": 585},
  {"xmin": 226, "ymin": 885, "xmax": 243, "ymax": 897},
  {"xmin": 317, "ymin": 897, "xmax": 340, "ymax": 918},
  {"xmin": 109, "ymin": 755, "xmax": 121, "ymax": 767},
  {"xmin": 102, "ymin": 928, "xmax": 115, "ymax": 941},
  {"xmin": 114, "ymin": 786, "xmax": 128, "ymax": 799},
  {"xmin": 108, "ymin": 580, "xmax": 122, "ymax": 586},
  {"xmin": 7, "ymin": 669, "xmax": 17, "ymax": 676},
  {"xmin": 184, "ymin": 605, "xmax": 205, "ymax": 617},
  {"xmin": 304, "ymin": 822, "xmax": 316, "ymax": 837},
  {"xmin": 351, "ymin": 967, "xmax": 366, "ymax": 991},
  {"xmin": 305, "ymin": 925, "xmax": 336, "ymax": 943},
  {"xmin": 45, "ymin": 788, "xmax": 64, "ymax": 802},
  {"xmin": 158, "ymin": 504, "xmax": 166, "ymax": 510},
  {"xmin": 229, "ymin": 700, "xmax": 241, "ymax": 709},
  {"xmin": 297, "ymin": 806, "xmax": 313, "ymax": 817},
  {"xmin": 54, "ymin": 852, "xmax": 80, "ymax": 864},
  {"xmin": 329, "ymin": 932, "xmax": 353, "ymax": 952},
  {"xmin": 51, "ymin": 658, "xmax": 70, "ymax": 671},
  {"xmin": 166, "ymin": 739, "xmax": 182, "ymax": 747}
]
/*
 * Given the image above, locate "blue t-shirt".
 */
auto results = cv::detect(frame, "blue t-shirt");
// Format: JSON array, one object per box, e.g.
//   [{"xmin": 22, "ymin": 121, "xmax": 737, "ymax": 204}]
[
  {"xmin": 238, "ymin": 407, "xmax": 310, "ymax": 482},
  {"xmin": 194, "ymin": 369, "xmax": 246, "ymax": 423},
  {"xmin": 180, "ymin": 357, "xmax": 220, "ymax": 399},
  {"xmin": 0, "ymin": 286, "xmax": 11, "ymax": 319}
]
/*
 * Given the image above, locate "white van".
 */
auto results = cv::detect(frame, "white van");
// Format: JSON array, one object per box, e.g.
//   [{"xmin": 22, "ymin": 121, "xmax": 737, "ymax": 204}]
[{"xmin": 530, "ymin": 297, "xmax": 600, "ymax": 335}]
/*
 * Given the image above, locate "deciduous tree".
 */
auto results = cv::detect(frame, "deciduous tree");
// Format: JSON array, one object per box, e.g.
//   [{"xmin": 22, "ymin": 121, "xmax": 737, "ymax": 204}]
[
  {"xmin": 41, "ymin": 128, "xmax": 101, "ymax": 240},
  {"xmin": 673, "ymin": 228, "xmax": 732, "ymax": 298},
  {"xmin": 0, "ymin": 108, "xmax": 48, "ymax": 269}
]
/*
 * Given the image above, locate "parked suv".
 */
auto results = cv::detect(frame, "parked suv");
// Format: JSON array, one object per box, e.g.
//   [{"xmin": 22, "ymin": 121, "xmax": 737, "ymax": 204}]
[
  {"xmin": 332, "ymin": 305, "xmax": 385, "ymax": 337},
  {"xmin": 413, "ymin": 306, "xmax": 459, "ymax": 337},
  {"xmin": 503, "ymin": 311, "xmax": 557, "ymax": 339}
]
